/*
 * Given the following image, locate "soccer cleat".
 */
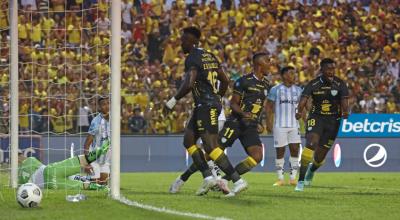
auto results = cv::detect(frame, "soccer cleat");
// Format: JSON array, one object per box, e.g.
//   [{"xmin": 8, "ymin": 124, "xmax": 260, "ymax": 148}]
[
  {"xmin": 169, "ymin": 177, "xmax": 185, "ymax": 194},
  {"xmin": 273, "ymin": 179, "xmax": 285, "ymax": 186},
  {"xmin": 216, "ymin": 178, "xmax": 231, "ymax": 195},
  {"xmin": 289, "ymin": 179, "xmax": 297, "ymax": 186},
  {"xmin": 225, "ymin": 179, "xmax": 248, "ymax": 197},
  {"xmin": 196, "ymin": 176, "xmax": 217, "ymax": 196},
  {"xmin": 294, "ymin": 181, "xmax": 305, "ymax": 192},
  {"xmin": 232, "ymin": 179, "xmax": 248, "ymax": 195},
  {"xmin": 304, "ymin": 166, "xmax": 315, "ymax": 186}
]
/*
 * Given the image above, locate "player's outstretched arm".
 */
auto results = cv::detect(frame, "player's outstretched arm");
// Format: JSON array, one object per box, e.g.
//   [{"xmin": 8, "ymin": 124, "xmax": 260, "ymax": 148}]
[
  {"xmin": 166, "ymin": 68, "xmax": 198, "ymax": 109},
  {"xmin": 217, "ymin": 67, "xmax": 229, "ymax": 97}
]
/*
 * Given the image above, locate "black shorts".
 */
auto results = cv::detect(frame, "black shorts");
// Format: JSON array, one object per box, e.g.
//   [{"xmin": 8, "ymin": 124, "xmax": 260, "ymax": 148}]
[
  {"xmin": 186, "ymin": 105, "xmax": 221, "ymax": 135},
  {"xmin": 306, "ymin": 114, "xmax": 341, "ymax": 148},
  {"xmin": 219, "ymin": 120, "xmax": 262, "ymax": 149}
]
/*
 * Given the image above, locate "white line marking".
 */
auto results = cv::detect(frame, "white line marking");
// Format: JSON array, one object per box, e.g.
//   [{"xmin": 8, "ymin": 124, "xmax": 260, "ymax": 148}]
[{"xmin": 116, "ymin": 196, "xmax": 232, "ymax": 220}]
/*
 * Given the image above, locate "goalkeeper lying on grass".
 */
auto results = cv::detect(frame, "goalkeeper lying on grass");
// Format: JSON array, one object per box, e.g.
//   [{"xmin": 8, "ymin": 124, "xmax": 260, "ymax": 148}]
[{"xmin": 18, "ymin": 140, "xmax": 110, "ymax": 191}]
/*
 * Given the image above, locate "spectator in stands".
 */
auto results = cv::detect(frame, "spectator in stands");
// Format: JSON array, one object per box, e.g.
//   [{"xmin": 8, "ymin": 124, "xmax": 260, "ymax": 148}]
[
  {"xmin": 21, "ymin": 0, "xmax": 38, "ymax": 11},
  {"xmin": 128, "ymin": 106, "xmax": 146, "ymax": 134},
  {"xmin": 388, "ymin": 58, "xmax": 399, "ymax": 80},
  {"xmin": 122, "ymin": 0, "xmax": 134, "ymax": 28}
]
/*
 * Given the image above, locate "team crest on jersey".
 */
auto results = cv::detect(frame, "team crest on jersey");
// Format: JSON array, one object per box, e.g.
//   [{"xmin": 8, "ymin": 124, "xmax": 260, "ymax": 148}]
[
  {"xmin": 331, "ymin": 90, "xmax": 338, "ymax": 96},
  {"xmin": 221, "ymin": 137, "xmax": 227, "ymax": 143}
]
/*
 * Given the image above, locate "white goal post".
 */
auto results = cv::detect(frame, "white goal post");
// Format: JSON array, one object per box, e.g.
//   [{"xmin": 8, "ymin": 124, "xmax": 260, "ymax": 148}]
[{"xmin": 110, "ymin": 0, "xmax": 121, "ymax": 199}]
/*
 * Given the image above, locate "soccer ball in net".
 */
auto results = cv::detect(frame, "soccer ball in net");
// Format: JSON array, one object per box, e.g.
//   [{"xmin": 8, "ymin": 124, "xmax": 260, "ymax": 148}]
[{"xmin": 17, "ymin": 183, "xmax": 42, "ymax": 208}]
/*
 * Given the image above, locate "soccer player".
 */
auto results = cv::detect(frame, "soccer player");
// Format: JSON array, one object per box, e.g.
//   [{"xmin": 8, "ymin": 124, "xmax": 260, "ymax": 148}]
[
  {"xmin": 83, "ymin": 97, "xmax": 110, "ymax": 185},
  {"xmin": 294, "ymin": 58, "xmax": 349, "ymax": 191},
  {"xmin": 170, "ymin": 53, "xmax": 271, "ymax": 195},
  {"xmin": 266, "ymin": 66, "xmax": 302, "ymax": 186},
  {"xmin": 18, "ymin": 140, "xmax": 110, "ymax": 190},
  {"xmin": 216, "ymin": 52, "xmax": 270, "ymax": 192},
  {"xmin": 165, "ymin": 26, "xmax": 246, "ymax": 196}
]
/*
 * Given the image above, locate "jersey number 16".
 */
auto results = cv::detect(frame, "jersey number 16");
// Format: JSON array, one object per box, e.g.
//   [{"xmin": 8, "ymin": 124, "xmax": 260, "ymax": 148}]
[{"xmin": 207, "ymin": 71, "xmax": 218, "ymax": 93}]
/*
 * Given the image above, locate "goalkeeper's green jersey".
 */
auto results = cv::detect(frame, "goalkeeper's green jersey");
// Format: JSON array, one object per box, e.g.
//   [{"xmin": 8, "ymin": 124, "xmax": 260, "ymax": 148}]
[{"xmin": 18, "ymin": 157, "xmax": 43, "ymax": 184}]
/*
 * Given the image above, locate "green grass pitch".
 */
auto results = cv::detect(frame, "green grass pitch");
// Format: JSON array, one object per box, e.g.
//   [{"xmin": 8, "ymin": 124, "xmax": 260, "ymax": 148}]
[{"xmin": 1, "ymin": 172, "xmax": 399, "ymax": 220}]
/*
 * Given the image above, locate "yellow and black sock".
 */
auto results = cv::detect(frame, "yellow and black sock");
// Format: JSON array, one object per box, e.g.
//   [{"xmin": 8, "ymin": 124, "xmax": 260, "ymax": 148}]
[
  {"xmin": 223, "ymin": 156, "xmax": 258, "ymax": 181},
  {"xmin": 310, "ymin": 159, "xmax": 325, "ymax": 172},
  {"xmin": 180, "ymin": 163, "xmax": 198, "ymax": 182},
  {"xmin": 209, "ymin": 147, "xmax": 241, "ymax": 182},
  {"xmin": 187, "ymin": 145, "xmax": 211, "ymax": 178},
  {"xmin": 298, "ymin": 147, "xmax": 314, "ymax": 181}
]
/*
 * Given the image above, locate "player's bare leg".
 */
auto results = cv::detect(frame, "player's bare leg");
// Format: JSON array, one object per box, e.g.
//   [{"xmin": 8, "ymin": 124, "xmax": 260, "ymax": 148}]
[{"xmin": 288, "ymin": 143, "xmax": 300, "ymax": 185}]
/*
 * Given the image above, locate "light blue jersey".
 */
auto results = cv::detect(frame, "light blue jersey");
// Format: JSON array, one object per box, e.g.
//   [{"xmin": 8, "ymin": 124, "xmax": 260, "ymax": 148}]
[
  {"xmin": 88, "ymin": 113, "xmax": 110, "ymax": 164},
  {"xmin": 267, "ymin": 83, "xmax": 302, "ymax": 128}
]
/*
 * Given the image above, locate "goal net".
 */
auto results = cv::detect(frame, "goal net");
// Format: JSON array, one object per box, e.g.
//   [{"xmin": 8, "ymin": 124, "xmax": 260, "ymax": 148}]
[{"xmin": 1, "ymin": 0, "xmax": 121, "ymax": 199}]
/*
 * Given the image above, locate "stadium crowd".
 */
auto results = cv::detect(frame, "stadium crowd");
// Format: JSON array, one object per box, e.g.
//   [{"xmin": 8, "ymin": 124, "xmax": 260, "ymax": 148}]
[{"xmin": 0, "ymin": 0, "xmax": 399, "ymax": 135}]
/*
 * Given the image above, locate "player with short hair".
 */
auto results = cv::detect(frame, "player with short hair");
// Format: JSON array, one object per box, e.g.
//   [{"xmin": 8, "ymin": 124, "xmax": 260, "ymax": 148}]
[
  {"xmin": 18, "ymin": 140, "xmax": 110, "ymax": 190},
  {"xmin": 165, "ymin": 26, "xmax": 246, "ymax": 196},
  {"xmin": 295, "ymin": 58, "xmax": 349, "ymax": 191},
  {"xmin": 83, "ymin": 96, "xmax": 110, "ymax": 185},
  {"xmin": 216, "ymin": 52, "xmax": 270, "ymax": 193},
  {"xmin": 266, "ymin": 66, "xmax": 302, "ymax": 186}
]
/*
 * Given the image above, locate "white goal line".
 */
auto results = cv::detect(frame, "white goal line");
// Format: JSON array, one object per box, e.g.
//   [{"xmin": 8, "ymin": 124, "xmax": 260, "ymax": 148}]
[{"xmin": 116, "ymin": 195, "xmax": 232, "ymax": 220}]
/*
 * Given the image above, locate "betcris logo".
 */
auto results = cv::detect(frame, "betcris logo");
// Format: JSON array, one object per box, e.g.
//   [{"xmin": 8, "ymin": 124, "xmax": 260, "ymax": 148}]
[{"xmin": 339, "ymin": 114, "xmax": 400, "ymax": 137}]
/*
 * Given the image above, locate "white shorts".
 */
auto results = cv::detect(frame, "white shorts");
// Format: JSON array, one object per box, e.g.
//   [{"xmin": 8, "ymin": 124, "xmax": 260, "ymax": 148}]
[
  {"xmin": 273, "ymin": 127, "xmax": 301, "ymax": 148},
  {"xmin": 90, "ymin": 161, "xmax": 110, "ymax": 179}
]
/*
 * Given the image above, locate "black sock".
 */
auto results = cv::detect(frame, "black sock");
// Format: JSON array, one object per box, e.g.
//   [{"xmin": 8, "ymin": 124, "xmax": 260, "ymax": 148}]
[
  {"xmin": 222, "ymin": 163, "xmax": 253, "ymax": 182},
  {"xmin": 180, "ymin": 163, "xmax": 198, "ymax": 182},
  {"xmin": 298, "ymin": 163, "xmax": 309, "ymax": 181},
  {"xmin": 234, "ymin": 162, "xmax": 254, "ymax": 176},
  {"xmin": 191, "ymin": 149, "xmax": 212, "ymax": 178},
  {"xmin": 214, "ymin": 154, "xmax": 241, "ymax": 182},
  {"xmin": 223, "ymin": 157, "xmax": 257, "ymax": 181}
]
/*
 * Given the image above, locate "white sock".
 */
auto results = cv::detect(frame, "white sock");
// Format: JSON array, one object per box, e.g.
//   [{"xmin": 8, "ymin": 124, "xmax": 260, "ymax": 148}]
[
  {"xmin": 289, "ymin": 156, "xmax": 299, "ymax": 180},
  {"xmin": 207, "ymin": 160, "xmax": 219, "ymax": 178},
  {"xmin": 207, "ymin": 160, "xmax": 215, "ymax": 168},
  {"xmin": 275, "ymin": 158, "xmax": 285, "ymax": 180}
]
